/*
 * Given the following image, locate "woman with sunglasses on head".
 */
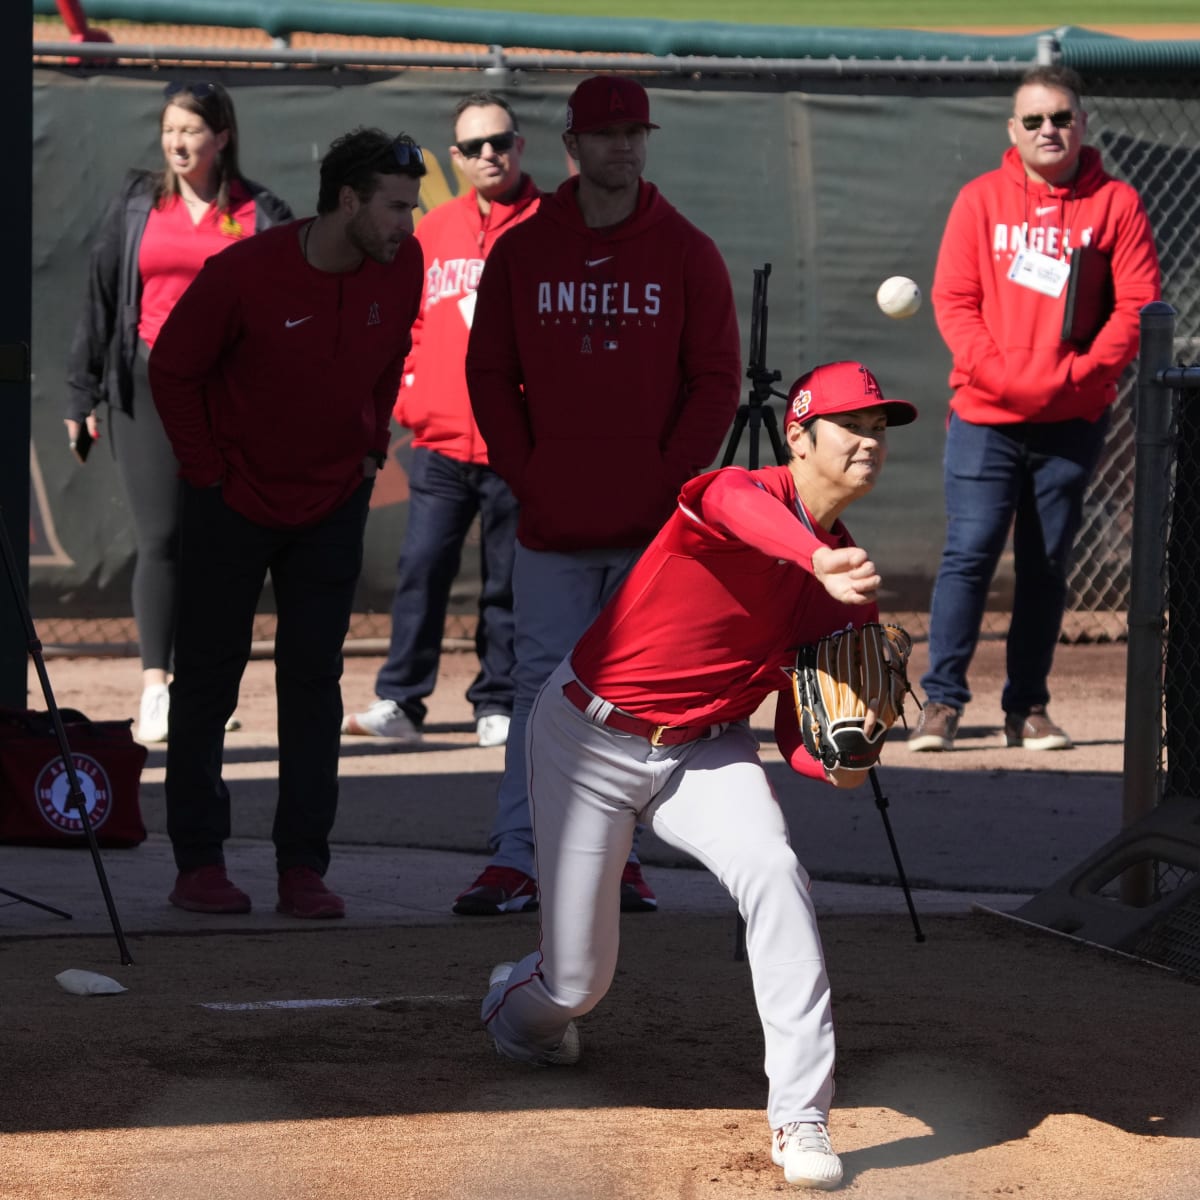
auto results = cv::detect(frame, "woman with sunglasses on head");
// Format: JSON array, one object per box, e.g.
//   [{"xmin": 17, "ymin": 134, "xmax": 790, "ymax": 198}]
[{"xmin": 66, "ymin": 80, "xmax": 293, "ymax": 744}]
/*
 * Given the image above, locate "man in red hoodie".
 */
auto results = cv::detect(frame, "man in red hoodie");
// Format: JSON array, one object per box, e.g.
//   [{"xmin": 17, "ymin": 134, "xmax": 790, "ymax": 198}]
[
  {"xmin": 909, "ymin": 65, "xmax": 1159, "ymax": 754},
  {"xmin": 458, "ymin": 76, "xmax": 741, "ymax": 917},
  {"xmin": 150, "ymin": 128, "xmax": 425, "ymax": 918},
  {"xmin": 343, "ymin": 93, "xmax": 539, "ymax": 751}
]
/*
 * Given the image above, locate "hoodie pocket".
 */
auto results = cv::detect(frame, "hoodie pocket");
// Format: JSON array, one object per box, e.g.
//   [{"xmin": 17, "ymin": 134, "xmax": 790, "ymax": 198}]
[{"xmin": 519, "ymin": 436, "xmax": 680, "ymax": 549}]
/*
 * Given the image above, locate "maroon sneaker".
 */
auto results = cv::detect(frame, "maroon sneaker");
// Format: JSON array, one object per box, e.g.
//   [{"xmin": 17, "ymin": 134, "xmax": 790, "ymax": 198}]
[
  {"xmin": 169, "ymin": 865, "xmax": 251, "ymax": 914},
  {"xmin": 452, "ymin": 865, "xmax": 538, "ymax": 916},
  {"xmin": 276, "ymin": 866, "xmax": 345, "ymax": 919},
  {"xmin": 620, "ymin": 861, "xmax": 658, "ymax": 912}
]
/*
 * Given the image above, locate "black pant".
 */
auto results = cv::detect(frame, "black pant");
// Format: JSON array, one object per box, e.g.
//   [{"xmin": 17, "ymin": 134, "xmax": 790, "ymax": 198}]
[{"xmin": 165, "ymin": 479, "xmax": 373, "ymax": 875}]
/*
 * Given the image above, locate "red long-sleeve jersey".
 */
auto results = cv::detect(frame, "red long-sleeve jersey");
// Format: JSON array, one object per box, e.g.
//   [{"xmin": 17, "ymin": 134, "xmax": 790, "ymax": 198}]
[
  {"xmin": 572, "ymin": 465, "xmax": 876, "ymax": 781},
  {"xmin": 150, "ymin": 220, "xmax": 423, "ymax": 527}
]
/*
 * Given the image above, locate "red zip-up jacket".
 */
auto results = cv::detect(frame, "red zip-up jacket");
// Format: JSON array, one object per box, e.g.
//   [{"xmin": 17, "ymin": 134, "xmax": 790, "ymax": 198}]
[
  {"xmin": 150, "ymin": 219, "xmax": 424, "ymax": 527},
  {"xmin": 932, "ymin": 145, "xmax": 1160, "ymax": 424},
  {"xmin": 395, "ymin": 175, "xmax": 541, "ymax": 465},
  {"xmin": 466, "ymin": 176, "xmax": 741, "ymax": 551}
]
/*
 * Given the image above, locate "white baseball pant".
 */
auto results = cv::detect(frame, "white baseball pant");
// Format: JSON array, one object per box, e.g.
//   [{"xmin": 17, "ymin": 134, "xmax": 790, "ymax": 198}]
[{"xmin": 484, "ymin": 658, "xmax": 836, "ymax": 1129}]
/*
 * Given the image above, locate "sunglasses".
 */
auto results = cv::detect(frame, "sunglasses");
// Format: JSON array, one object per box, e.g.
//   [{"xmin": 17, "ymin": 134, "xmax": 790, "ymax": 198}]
[
  {"xmin": 164, "ymin": 81, "xmax": 219, "ymax": 101},
  {"xmin": 371, "ymin": 139, "xmax": 425, "ymax": 169},
  {"xmin": 1018, "ymin": 109, "xmax": 1076, "ymax": 132},
  {"xmin": 455, "ymin": 131, "xmax": 517, "ymax": 158}
]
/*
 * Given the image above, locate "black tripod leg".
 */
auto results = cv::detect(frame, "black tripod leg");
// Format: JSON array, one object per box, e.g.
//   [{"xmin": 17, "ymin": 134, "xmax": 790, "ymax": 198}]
[
  {"xmin": 763, "ymin": 405, "xmax": 788, "ymax": 467},
  {"xmin": 0, "ymin": 507, "xmax": 134, "ymax": 964},
  {"xmin": 720, "ymin": 407, "xmax": 750, "ymax": 468},
  {"xmin": 868, "ymin": 767, "xmax": 925, "ymax": 943},
  {"xmin": 0, "ymin": 885, "xmax": 72, "ymax": 919}
]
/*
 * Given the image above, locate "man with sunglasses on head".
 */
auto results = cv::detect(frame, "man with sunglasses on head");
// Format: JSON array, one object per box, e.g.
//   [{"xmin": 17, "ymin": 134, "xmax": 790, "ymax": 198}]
[
  {"xmin": 458, "ymin": 76, "xmax": 741, "ymax": 917},
  {"xmin": 149, "ymin": 128, "xmax": 425, "ymax": 918},
  {"xmin": 910, "ymin": 64, "xmax": 1160, "ymax": 755},
  {"xmin": 344, "ymin": 93, "xmax": 540, "ymax": 752}
]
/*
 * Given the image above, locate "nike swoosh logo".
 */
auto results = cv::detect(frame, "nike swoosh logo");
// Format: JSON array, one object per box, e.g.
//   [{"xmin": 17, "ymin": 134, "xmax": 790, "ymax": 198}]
[
  {"xmin": 584, "ymin": 257, "xmax": 613, "ymax": 267},
  {"xmin": 1035, "ymin": 205, "xmax": 1058, "ymax": 216},
  {"xmin": 285, "ymin": 316, "xmax": 314, "ymax": 328}
]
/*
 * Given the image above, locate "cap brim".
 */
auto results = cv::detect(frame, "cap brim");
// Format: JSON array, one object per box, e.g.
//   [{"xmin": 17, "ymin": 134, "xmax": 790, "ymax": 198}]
[
  {"xmin": 570, "ymin": 120, "xmax": 660, "ymax": 134},
  {"xmin": 882, "ymin": 399, "xmax": 918, "ymax": 426}
]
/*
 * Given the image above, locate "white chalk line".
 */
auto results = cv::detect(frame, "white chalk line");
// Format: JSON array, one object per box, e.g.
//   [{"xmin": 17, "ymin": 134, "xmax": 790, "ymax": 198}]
[{"xmin": 200, "ymin": 995, "xmax": 473, "ymax": 1011}]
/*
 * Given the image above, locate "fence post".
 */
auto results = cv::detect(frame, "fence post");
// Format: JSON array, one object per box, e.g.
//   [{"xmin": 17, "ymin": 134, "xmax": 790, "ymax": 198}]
[
  {"xmin": 1120, "ymin": 301, "xmax": 1177, "ymax": 905},
  {"xmin": 1036, "ymin": 35, "xmax": 1061, "ymax": 65}
]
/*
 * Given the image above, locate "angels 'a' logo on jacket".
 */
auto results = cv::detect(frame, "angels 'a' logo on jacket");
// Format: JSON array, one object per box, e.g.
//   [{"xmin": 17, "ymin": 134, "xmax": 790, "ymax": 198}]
[{"xmin": 538, "ymin": 279, "xmax": 661, "ymax": 317}]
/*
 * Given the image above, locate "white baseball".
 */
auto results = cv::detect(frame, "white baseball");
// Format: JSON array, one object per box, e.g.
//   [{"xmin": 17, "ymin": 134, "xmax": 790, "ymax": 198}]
[{"xmin": 876, "ymin": 276, "xmax": 922, "ymax": 319}]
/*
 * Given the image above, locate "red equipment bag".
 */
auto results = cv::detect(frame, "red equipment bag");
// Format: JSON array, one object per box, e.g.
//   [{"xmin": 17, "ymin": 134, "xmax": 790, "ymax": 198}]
[{"xmin": 0, "ymin": 706, "xmax": 148, "ymax": 847}]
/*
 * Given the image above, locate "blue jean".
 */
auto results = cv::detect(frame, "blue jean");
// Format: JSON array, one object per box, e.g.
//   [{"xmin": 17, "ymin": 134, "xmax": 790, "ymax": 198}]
[
  {"xmin": 488, "ymin": 543, "xmax": 643, "ymax": 877},
  {"xmin": 375, "ymin": 447, "xmax": 518, "ymax": 725},
  {"xmin": 921, "ymin": 412, "xmax": 1109, "ymax": 715}
]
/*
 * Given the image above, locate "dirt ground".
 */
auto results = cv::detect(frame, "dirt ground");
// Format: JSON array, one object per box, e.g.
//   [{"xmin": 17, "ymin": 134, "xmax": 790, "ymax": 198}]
[
  {"xmin": 2, "ymin": 914, "xmax": 1198, "ymax": 1200},
  {"xmin": 3, "ymin": 642, "xmax": 1199, "ymax": 1199}
]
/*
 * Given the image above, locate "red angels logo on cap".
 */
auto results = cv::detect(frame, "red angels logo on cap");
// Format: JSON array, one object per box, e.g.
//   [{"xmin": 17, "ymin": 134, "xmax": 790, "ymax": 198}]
[
  {"xmin": 607, "ymin": 85, "xmax": 628, "ymax": 116},
  {"xmin": 858, "ymin": 363, "xmax": 884, "ymax": 400},
  {"xmin": 791, "ymin": 389, "xmax": 813, "ymax": 421}
]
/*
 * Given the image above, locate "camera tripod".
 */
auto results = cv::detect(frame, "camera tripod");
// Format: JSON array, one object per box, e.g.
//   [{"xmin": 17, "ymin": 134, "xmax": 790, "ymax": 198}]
[
  {"xmin": 0, "ymin": 503, "xmax": 133, "ymax": 964},
  {"xmin": 722, "ymin": 265, "xmax": 924, "ymax": 957}
]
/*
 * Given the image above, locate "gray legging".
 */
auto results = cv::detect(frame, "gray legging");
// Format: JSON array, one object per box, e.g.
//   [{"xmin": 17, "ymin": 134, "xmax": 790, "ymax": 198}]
[{"xmin": 107, "ymin": 342, "xmax": 183, "ymax": 673}]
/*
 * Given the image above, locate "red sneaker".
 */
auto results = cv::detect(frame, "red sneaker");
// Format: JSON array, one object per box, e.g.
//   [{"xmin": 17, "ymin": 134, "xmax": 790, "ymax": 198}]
[
  {"xmin": 169, "ymin": 865, "xmax": 251, "ymax": 914},
  {"xmin": 452, "ymin": 865, "xmax": 538, "ymax": 916},
  {"xmin": 276, "ymin": 866, "xmax": 345, "ymax": 919},
  {"xmin": 620, "ymin": 862, "xmax": 658, "ymax": 913}
]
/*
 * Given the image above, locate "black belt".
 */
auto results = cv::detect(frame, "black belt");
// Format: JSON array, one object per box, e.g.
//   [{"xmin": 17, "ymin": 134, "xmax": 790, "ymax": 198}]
[{"xmin": 562, "ymin": 679, "xmax": 715, "ymax": 747}]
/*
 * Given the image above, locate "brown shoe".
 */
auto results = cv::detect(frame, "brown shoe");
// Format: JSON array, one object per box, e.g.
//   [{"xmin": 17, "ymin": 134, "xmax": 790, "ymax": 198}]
[
  {"xmin": 277, "ymin": 866, "xmax": 345, "ymax": 919},
  {"xmin": 1004, "ymin": 706, "xmax": 1072, "ymax": 750},
  {"xmin": 169, "ymin": 865, "xmax": 251, "ymax": 914},
  {"xmin": 907, "ymin": 701, "xmax": 960, "ymax": 752}
]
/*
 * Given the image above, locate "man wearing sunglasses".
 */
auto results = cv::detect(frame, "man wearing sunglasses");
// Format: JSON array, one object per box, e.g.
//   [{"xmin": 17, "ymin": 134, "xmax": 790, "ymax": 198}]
[
  {"xmin": 910, "ymin": 65, "xmax": 1160, "ymax": 755},
  {"xmin": 149, "ymin": 128, "xmax": 425, "ymax": 919},
  {"xmin": 344, "ymin": 93, "xmax": 540, "ymax": 756},
  {"xmin": 460, "ymin": 76, "xmax": 741, "ymax": 918}
]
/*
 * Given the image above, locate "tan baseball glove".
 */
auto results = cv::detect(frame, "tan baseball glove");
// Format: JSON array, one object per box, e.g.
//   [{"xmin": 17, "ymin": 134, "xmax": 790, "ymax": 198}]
[{"xmin": 788, "ymin": 622, "xmax": 914, "ymax": 772}]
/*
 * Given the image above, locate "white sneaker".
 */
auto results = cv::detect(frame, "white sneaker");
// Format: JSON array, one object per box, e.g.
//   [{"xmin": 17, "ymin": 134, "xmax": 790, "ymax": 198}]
[
  {"xmin": 476, "ymin": 713, "xmax": 510, "ymax": 747},
  {"xmin": 341, "ymin": 699, "xmax": 422, "ymax": 742},
  {"xmin": 136, "ymin": 684, "xmax": 170, "ymax": 743},
  {"xmin": 771, "ymin": 1122, "xmax": 843, "ymax": 1189},
  {"xmin": 488, "ymin": 960, "xmax": 517, "ymax": 991},
  {"xmin": 483, "ymin": 961, "xmax": 580, "ymax": 1066}
]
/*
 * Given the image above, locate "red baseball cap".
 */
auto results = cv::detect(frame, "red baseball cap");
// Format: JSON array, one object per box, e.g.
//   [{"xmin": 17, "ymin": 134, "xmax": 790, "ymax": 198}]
[
  {"xmin": 565, "ymin": 76, "xmax": 661, "ymax": 135},
  {"xmin": 784, "ymin": 361, "xmax": 917, "ymax": 428}
]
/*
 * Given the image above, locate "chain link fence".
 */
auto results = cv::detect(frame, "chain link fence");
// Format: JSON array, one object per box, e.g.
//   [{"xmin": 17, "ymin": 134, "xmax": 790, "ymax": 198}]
[{"xmin": 1056, "ymin": 76, "xmax": 1200, "ymax": 647}]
